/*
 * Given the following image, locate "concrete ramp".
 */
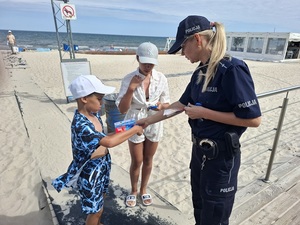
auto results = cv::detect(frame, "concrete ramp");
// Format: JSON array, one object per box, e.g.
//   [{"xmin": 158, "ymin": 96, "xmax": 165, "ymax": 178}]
[{"xmin": 43, "ymin": 163, "xmax": 189, "ymax": 225}]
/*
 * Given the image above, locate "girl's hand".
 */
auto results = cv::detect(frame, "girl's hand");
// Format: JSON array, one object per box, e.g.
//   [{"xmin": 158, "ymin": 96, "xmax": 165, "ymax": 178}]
[
  {"xmin": 149, "ymin": 102, "xmax": 169, "ymax": 111},
  {"xmin": 129, "ymin": 75, "xmax": 144, "ymax": 91},
  {"xmin": 155, "ymin": 102, "xmax": 162, "ymax": 111},
  {"xmin": 148, "ymin": 103, "xmax": 160, "ymax": 111}
]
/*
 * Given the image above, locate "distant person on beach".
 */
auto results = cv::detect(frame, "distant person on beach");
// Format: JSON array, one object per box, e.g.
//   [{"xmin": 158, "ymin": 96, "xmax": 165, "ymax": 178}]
[
  {"xmin": 137, "ymin": 16, "xmax": 261, "ymax": 225},
  {"xmin": 116, "ymin": 42, "xmax": 170, "ymax": 207},
  {"xmin": 6, "ymin": 30, "xmax": 16, "ymax": 54},
  {"xmin": 52, "ymin": 75, "xmax": 143, "ymax": 225}
]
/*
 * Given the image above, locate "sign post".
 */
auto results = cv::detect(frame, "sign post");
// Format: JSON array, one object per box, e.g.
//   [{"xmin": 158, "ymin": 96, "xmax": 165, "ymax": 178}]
[{"xmin": 51, "ymin": 0, "xmax": 91, "ymax": 102}]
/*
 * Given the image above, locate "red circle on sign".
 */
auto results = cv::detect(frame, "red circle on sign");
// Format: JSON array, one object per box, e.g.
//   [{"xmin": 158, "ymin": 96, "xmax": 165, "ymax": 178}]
[{"xmin": 62, "ymin": 5, "xmax": 74, "ymax": 18}]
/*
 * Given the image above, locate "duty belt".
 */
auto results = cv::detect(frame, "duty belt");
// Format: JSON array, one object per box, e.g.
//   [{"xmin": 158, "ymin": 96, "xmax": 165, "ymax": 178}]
[{"xmin": 192, "ymin": 134, "xmax": 226, "ymax": 152}]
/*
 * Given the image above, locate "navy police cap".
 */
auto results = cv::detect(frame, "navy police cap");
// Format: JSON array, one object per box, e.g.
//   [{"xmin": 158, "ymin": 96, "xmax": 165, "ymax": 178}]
[{"xmin": 168, "ymin": 15, "xmax": 212, "ymax": 54}]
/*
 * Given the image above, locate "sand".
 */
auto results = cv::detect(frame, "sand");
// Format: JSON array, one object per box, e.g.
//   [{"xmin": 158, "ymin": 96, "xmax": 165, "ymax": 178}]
[{"xmin": 0, "ymin": 50, "xmax": 299, "ymax": 225}]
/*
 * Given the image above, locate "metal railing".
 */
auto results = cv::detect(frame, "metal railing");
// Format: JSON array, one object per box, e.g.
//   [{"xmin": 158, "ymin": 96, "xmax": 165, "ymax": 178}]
[{"xmin": 256, "ymin": 85, "xmax": 300, "ymax": 182}]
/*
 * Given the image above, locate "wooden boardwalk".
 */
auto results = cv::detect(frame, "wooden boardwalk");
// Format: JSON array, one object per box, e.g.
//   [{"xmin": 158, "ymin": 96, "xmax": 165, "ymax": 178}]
[
  {"xmin": 231, "ymin": 156, "xmax": 300, "ymax": 224},
  {"xmin": 229, "ymin": 94, "xmax": 300, "ymax": 225}
]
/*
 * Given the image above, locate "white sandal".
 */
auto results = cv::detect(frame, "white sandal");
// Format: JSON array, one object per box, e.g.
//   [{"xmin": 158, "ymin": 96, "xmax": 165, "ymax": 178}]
[
  {"xmin": 141, "ymin": 194, "xmax": 152, "ymax": 206},
  {"xmin": 125, "ymin": 195, "xmax": 137, "ymax": 207}
]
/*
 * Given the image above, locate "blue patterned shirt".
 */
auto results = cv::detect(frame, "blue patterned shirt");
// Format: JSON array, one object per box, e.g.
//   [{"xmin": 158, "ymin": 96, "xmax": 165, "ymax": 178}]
[{"xmin": 52, "ymin": 109, "xmax": 106, "ymax": 192}]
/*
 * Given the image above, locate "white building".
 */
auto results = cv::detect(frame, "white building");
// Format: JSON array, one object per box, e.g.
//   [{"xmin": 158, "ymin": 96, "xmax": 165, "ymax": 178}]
[
  {"xmin": 165, "ymin": 32, "xmax": 300, "ymax": 61},
  {"xmin": 226, "ymin": 32, "xmax": 300, "ymax": 61}
]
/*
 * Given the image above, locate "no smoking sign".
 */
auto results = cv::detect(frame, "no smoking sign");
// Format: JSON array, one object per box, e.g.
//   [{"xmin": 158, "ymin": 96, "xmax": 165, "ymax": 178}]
[{"xmin": 60, "ymin": 4, "xmax": 77, "ymax": 20}]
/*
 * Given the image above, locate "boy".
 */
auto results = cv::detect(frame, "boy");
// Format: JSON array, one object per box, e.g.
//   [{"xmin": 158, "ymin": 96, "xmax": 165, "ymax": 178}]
[{"xmin": 52, "ymin": 75, "xmax": 143, "ymax": 225}]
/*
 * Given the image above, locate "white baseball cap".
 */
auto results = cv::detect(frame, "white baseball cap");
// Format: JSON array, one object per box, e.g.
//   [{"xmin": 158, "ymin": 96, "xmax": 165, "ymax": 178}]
[
  {"xmin": 136, "ymin": 42, "xmax": 158, "ymax": 65},
  {"xmin": 69, "ymin": 75, "xmax": 115, "ymax": 99},
  {"xmin": 8, "ymin": 30, "xmax": 12, "ymax": 33}
]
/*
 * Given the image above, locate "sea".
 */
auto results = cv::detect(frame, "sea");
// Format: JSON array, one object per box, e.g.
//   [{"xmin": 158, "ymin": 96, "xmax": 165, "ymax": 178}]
[{"xmin": 0, "ymin": 29, "xmax": 171, "ymax": 52}]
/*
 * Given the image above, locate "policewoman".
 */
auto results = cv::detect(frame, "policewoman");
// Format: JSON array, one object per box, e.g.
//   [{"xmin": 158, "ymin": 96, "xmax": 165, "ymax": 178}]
[{"xmin": 137, "ymin": 15, "xmax": 261, "ymax": 225}]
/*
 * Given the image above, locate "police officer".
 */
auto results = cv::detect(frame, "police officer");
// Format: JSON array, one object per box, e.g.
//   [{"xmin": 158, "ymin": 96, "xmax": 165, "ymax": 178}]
[{"xmin": 137, "ymin": 15, "xmax": 262, "ymax": 225}]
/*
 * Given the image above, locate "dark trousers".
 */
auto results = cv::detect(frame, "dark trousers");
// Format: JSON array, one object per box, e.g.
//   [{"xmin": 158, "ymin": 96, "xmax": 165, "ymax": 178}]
[{"xmin": 190, "ymin": 144, "xmax": 241, "ymax": 225}]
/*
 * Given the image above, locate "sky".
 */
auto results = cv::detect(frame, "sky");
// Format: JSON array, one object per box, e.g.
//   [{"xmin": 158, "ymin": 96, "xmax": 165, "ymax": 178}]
[{"xmin": 0, "ymin": 0, "xmax": 299, "ymax": 37}]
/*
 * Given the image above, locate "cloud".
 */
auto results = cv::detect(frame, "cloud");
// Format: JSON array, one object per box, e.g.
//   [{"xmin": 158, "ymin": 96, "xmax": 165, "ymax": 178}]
[
  {"xmin": 71, "ymin": 0, "xmax": 300, "ymax": 31},
  {"xmin": 0, "ymin": 0, "xmax": 299, "ymax": 35}
]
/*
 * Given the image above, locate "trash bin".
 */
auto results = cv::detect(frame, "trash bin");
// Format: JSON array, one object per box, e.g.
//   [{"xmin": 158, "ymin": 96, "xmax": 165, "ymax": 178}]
[
  {"xmin": 103, "ymin": 93, "xmax": 125, "ymax": 133},
  {"xmin": 99, "ymin": 103, "xmax": 105, "ymax": 116}
]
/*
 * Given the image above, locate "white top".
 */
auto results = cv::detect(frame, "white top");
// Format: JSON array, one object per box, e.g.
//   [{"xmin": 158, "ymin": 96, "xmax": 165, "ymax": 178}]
[{"xmin": 115, "ymin": 68, "xmax": 170, "ymax": 142}]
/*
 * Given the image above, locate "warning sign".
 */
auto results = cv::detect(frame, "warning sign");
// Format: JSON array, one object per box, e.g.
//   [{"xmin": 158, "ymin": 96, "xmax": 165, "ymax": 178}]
[
  {"xmin": 60, "ymin": 4, "xmax": 77, "ymax": 20},
  {"xmin": 60, "ymin": 59, "xmax": 91, "ymax": 101}
]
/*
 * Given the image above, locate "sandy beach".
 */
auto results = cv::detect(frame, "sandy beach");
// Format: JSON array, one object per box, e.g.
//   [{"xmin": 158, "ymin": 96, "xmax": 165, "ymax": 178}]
[{"xmin": 0, "ymin": 50, "xmax": 299, "ymax": 225}]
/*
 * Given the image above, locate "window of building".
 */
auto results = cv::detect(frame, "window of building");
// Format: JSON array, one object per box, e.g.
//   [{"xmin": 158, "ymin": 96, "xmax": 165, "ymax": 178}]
[
  {"xmin": 230, "ymin": 37, "xmax": 245, "ymax": 52},
  {"xmin": 226, "ymin": 36, "xmax": 230, "ymax": 51},
  {"xmin": 247, "ymin": 37, "xmax": 264, "ymax": 53},
  {"xmin": 266, "ymin": 38, "xmax": 286, "ymax": 55}
]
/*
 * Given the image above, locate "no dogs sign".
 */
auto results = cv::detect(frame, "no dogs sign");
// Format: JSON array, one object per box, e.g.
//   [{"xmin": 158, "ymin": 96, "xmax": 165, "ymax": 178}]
[{"xmin": 60, "ymin": 4, "xmax": 77, "ymax": 20}]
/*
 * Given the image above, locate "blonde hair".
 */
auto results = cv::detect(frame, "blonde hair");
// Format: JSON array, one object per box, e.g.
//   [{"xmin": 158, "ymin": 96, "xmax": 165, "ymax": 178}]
[{"xmin": 197, "ymin": 22, "xmax": 227, "ymax": 92}]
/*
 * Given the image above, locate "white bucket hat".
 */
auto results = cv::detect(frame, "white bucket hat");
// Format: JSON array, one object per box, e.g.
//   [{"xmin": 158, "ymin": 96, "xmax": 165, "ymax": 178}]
[{"xmin": 69, "ymin": 75, "xmax": 115, "ymax": 99}]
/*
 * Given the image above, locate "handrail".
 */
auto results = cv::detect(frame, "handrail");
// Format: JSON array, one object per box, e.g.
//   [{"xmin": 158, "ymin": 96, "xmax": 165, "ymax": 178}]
[
  {"xmin": 255, "ymin": 85, "xmax": 300, "ymax": 182},
  {"xmin": 257, "ymin": 85, "xmax": 300, "ymax": 99}
]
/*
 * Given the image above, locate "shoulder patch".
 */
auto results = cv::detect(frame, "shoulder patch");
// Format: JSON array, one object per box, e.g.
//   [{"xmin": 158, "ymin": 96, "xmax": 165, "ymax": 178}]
[{"xmin": 218, "ymin": 58, "xmax": 232, "ymax": 74}]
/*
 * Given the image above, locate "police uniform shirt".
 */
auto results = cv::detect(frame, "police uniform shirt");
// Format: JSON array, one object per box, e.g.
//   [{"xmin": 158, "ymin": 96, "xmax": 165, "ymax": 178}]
[{"xmin": 179, "ymin": 57, "xmax": 261, "ymax": 139}]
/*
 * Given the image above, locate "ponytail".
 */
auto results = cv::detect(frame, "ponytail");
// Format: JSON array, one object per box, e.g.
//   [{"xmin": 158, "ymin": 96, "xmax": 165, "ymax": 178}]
[{"xmin": 197, "ymin": 22, "xmax": 227, "ymax": 92}]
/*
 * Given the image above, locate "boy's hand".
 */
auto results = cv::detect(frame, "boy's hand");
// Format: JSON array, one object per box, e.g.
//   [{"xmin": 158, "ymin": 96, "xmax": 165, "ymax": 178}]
[
  {"xmin": 135, "ymin": 125, "xmax": 143, "ymax": 136},
  {"xmin": 136, "ymin": 118, "xmax": 149, "ymax": 129}
]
